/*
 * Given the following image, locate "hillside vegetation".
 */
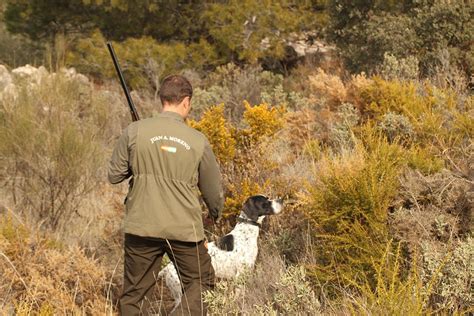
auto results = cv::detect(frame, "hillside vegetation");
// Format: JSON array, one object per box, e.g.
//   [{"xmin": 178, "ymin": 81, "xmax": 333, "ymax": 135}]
[{"xmin": 0, "ymin": 0, "xmax": 473, "ymax": 315}]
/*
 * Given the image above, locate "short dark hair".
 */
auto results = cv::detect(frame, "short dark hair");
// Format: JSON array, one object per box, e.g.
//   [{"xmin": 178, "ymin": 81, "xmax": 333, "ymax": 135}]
[{"xmin": 159, "ymin": 75, "xmax": 193, "ymax": 105}]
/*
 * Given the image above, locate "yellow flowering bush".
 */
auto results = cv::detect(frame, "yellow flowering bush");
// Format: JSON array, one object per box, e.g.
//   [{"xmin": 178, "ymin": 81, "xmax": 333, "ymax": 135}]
[
  {"xmin": 358, "ymin": 78, "xmax": 473, "ymax": 167},
  {"xmin": 188, "ymin": 104, "xmax": 236, "ymax": 164},
  {"xmin": 243, "ymin": 101, "xmax": 285, "ymax": 138},
  {"xmin": 189, "ymin": 101, "xmax": 287, "ymax": 218},
  {"xmin": 224, "ymin": 179, "xmax": 271, "ymax": 218}
]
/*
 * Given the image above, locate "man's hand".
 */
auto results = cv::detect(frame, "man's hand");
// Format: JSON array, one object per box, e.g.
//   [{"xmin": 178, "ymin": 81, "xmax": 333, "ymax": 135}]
[{"xmin": 203, "ymin": 215, "xmax": 220, "ymax": 227}]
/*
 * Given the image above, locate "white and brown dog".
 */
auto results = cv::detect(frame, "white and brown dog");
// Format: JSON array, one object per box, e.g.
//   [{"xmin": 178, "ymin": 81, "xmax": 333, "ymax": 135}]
[{"xmin": 157, "ymin": 195, "xmax": 283, "ymax": 309}]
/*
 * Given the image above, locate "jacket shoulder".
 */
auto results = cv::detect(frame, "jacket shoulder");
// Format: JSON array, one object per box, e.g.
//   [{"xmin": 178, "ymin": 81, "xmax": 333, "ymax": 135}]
[{"xmin": 182, "ymin": 124, "xmax": 208, "ymax": 143}]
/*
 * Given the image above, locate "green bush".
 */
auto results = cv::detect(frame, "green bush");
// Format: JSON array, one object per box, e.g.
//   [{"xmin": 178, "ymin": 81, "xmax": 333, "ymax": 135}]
[
  {"xmin": 328, "ymin": 103, "xmax": 359, "ymax": 152},
  {"xmin": 378, "ymin": 53, "xmax": 419, "ymax": 81},
  {"xmin": 304, "ymin": 131, "xmax": 405, "ymax": 290},
  {"xmin": 358, "ymin": 78, "xmax": 473, "ymax": 168},
  {"xmin": 327, "ymin": 0, "xmax": 473, "ymax": 76},
  {"xmin": 342, "ymin": 242, "xmax": 431, "ymax": 315},
  {"xmin": 377, "ymin": 111, "xmax": 414, "ymax": 143}
]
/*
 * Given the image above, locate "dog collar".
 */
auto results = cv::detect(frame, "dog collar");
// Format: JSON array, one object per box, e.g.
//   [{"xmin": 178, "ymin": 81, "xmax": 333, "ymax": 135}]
[{"xmin": 237, "ymin": 216, "xmax": 261, "ymax": 227}]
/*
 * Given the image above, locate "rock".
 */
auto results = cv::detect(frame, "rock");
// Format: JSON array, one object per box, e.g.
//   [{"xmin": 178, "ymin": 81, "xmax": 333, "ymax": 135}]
[
  {"xmin": 60, "ymin": 66, "xmax": 89, "ymax": 84},
  {"xmin": 0, "ymin": 83, "xmax": 18, "ymax": 101},
  {"xmin": 12, "ymin": 64, "xmax": 49, "ymax": 86},
  {"xmin": 12, "ymin": 64, "xmax": 38, "ymax": 79},
  {"xmin": 0, "ymin": 64, "xmax": 12, "ymax": 92},
  {"xmin": 286, "ymin": 32, "xmax": 335, "ymax": 57}
]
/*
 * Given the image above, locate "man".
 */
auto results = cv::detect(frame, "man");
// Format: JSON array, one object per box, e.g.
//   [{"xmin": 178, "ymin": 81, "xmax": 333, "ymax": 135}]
[{"xmin": 108, "ymin": 75, "xmax": 224, "ymax": 315}]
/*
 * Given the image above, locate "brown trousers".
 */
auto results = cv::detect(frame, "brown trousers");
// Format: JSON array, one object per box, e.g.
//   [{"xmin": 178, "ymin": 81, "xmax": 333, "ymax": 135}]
[{"xmin": 119, "ymin": 234, "xmax": 215, "ymax": 316}]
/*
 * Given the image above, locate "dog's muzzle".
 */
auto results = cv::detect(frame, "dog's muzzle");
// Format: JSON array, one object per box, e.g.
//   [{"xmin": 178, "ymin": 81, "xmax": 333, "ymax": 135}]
[{"xmin": 271, "ymin": 199, "xmax": 283, "ymax": 214}]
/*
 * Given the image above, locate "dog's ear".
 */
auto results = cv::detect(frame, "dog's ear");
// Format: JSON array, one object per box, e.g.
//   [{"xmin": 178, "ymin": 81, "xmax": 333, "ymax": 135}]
[{"xmin": 242, "ymin": 198, "xmax": 259, "ymax": 221}]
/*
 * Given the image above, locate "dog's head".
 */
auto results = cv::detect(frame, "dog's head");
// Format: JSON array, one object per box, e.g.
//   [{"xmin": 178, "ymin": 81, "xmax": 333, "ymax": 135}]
[{"xmin": 242, "ymin": 195, "xmax": 283, "ymax": 222}]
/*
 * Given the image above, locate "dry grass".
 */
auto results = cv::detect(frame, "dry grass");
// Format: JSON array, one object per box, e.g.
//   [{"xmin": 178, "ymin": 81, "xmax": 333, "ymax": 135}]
[{"xmin": 0, "ymin": 211, "xmax": 118, "ymax": 314}]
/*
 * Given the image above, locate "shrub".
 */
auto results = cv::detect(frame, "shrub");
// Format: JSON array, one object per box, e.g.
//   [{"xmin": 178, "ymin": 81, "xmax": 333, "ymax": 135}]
[
  {"xmin": 377, "ymin": 112, "xmax": 414, "ymax": 143},
  {"xmin": 188, "ymin": 104, "xmax": 236, "ymax": 164},
  {"xmin": 304, "ymin": 132, "xmax": 405, "ymax": 290},
  {"xmin": 0, "ymin": 21, "xmax": 44, "ymax": 68},
  {"xmin": 358, "ymin": 78, "xmax": 473, "ymax": 168},
  {"xmin": 0, "ymin": 214, "xmax": 112, "ymax": 314},
  {"xmin": 261, "ymin": 84, "xmax": 309, "ymax": 111},
  {"xmin": 239, "ymin": 101, "xmax": 286, "ymax": 147},
  {"xmin": 406, "ymin": 146, "xmax": 445, "ymax": 175},
  {"xmin": 308, "ymin": 68, "xmax": 347, "ymax": 108},
  {"xmin": 327, "ymin": 103, "xmax": 359, "ymax": 152},
  {"xmin": 204, "ymin": 246, "xmax": 320, "ymax": 315},
  {"xmin": 378, "ymin": 53, "xmax": 419, "ymax": 81},
  {"xmin": 422, "ymin": 238, "xmax": 474, "ymax": 311},
  {"xmin": 0, "ymin": 71, "xmax": 115, "ymax": 228},
  {"xmin": 193, "ymin": 63, "xmax": 283, "ymax": 122},
  {"xmin": 342, "ymin": 242, "xmax": 431, "ymax": 315}
]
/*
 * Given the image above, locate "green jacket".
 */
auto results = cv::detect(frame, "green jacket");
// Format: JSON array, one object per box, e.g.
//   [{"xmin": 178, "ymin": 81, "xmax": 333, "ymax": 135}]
[{"xmin": 108, "ymin": 111, "xmax": 224, "ymax": 242}]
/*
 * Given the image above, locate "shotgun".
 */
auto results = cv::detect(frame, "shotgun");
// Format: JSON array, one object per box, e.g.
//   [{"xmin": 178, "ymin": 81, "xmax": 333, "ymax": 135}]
[{"xmin": 107, "ymin": 42, "xmax": 140, "ymax": 121}]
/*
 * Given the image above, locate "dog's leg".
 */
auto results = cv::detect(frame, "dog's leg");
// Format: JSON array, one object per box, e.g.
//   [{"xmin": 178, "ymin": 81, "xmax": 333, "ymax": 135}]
[{"xmin": 157, "ymin": 263, "xmax": 182, "ymax": 311}]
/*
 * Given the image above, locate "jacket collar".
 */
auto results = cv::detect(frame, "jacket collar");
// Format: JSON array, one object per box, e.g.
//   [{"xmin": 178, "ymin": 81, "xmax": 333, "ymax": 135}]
[{"xmin": 160, "ymin": 111, "xmax": 184, "ymax": 122}]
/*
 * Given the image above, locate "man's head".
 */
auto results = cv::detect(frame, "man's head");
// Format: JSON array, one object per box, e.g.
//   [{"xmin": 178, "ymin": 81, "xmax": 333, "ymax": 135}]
[{"xmin": 159, "ymin": 75, "xmax": 193, "ymax": 118}]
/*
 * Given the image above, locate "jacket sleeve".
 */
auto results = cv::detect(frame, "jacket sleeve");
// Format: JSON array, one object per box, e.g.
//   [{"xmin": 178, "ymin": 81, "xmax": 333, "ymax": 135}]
[
  {"xmin": 108, "ymin": 126, "xmax": 132, "ymax": 184},
  {"xmin": 198, "ymin": 139, "xmax": 224, "ymax": 220}
]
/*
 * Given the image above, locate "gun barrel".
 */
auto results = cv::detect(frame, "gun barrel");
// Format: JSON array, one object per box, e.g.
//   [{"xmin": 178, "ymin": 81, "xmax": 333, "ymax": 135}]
[{"xmin": 107, "ymin": 42, "xmax": 140, "ymax": 121}]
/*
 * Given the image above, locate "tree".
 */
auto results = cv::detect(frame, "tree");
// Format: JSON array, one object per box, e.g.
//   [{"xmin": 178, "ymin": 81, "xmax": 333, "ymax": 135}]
[
  {"xmin": 4, "ymin": 0, "xmax": 97, "ymax": 41},
  {"xmin": 3, "ymin": 0, "xmax": 100, "ymax": 68},
  {"xmin": 327, "ymin": 0, "xmax": 473, "ymax": 75},
  {"xmin": 202, "ymin": 0, "xmax": 323, "ymax": 64}
]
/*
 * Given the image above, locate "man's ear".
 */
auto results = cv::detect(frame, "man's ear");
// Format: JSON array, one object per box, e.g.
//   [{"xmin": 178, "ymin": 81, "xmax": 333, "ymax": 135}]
[{"xmin": 183, "ymin": 96, "xmax": 191, "ymax": 109}]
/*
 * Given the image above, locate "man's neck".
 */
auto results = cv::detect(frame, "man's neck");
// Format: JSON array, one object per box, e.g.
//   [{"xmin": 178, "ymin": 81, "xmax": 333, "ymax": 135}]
[{"xmin": 162, "ymin": 107, "xmax": 186, "ymax": 119}]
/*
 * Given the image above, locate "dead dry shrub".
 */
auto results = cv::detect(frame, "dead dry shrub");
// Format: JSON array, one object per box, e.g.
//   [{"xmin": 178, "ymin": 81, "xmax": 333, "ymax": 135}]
[
  {"xmin": 390, "ymin": 169, "xmax": 473, "ymax": 251},
  {"xmin": 345, "ymin": 72, "xmax": 374, "ymax": 108},
  {"xmin": 283, "ymin": 108, "xmax": 338, "ymax": 153},
  {"xmin": 0, "ymin": 213, "xmax": 115, "ymax": 314},
  {"xmin": 308, "ymin": 68, "xmax": 347, "ymax": 108}
]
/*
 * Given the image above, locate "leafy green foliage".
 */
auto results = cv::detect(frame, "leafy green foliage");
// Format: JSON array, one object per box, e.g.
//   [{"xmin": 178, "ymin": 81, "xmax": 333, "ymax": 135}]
[
  {"xmin": 327, "ymin": 0, "xmax": 473, "ymax": 76},
  {"xmin": 203, "ymin": 0, "xmax": 313, "ymax": 63},
  {"xmin": 3, "ymin": 0, "xmax": 329, "ymax": 71}
]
